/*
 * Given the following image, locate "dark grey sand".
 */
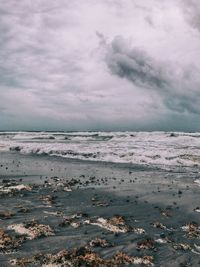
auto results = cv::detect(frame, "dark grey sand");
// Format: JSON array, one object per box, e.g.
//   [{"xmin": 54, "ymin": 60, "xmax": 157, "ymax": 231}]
[{"xmin": 0, "ymin": 152, "xmax": 200, "ymax": 266}]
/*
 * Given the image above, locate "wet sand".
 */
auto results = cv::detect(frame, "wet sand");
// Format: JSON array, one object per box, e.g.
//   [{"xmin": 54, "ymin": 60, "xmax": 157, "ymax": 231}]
[{"xmin": 0, "ymin": 152, "xmax": 200, "ymax": 266}]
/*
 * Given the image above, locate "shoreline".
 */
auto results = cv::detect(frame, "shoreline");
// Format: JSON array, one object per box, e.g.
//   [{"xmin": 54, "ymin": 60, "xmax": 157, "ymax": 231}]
[
  {"xmin": 1, "ymin": 150, "xmax": 198, "ymax": 173},
  {"xmin": 0, "ymin": 152, "xmax": 200, "ymax": 266}
]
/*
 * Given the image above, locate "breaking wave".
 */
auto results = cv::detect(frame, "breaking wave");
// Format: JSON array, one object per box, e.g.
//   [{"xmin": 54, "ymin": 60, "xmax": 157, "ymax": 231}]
[{"xmin": 1, "ymin": 131, "xmax": 200, "ymax": 169}]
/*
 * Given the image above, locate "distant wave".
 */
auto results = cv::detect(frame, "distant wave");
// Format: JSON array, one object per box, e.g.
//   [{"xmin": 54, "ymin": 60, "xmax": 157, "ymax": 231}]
[{"xmin": 1, "ymin": 131, "xmax": 200, "ymax": 169}]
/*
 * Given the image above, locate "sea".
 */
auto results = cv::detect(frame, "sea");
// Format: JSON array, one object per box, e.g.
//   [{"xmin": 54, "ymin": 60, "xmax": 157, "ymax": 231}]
[{"xmin": 0, "ymin": 131, "xmax": 200, "ymax": 172}]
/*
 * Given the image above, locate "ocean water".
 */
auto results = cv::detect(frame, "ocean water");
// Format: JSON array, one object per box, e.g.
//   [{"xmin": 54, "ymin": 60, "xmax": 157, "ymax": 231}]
[{"xmin": 0, "ymin": 131, "xmax": 200, "ymax": 170}]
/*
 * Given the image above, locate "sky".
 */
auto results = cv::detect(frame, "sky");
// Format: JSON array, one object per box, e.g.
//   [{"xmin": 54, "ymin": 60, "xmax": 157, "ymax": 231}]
[{"xmin": 0, "ymin": 0, "xmax": 200, "ymax": 131}]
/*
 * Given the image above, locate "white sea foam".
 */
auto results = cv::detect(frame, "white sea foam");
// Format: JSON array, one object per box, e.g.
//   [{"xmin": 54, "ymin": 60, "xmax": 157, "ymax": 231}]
[{"xmin": 1, "ymin": 131, "xmax": 200, "ymax": 169}]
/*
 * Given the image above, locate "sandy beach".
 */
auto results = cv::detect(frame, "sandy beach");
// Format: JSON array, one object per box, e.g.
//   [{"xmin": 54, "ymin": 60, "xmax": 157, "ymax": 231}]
[
  {"xmin": 1, "ymin": 0, "xmax": 200, "ymax": 265},
  {"xmin": 0, "ymin": 151, "xmax": 199, "ymax": 266}
]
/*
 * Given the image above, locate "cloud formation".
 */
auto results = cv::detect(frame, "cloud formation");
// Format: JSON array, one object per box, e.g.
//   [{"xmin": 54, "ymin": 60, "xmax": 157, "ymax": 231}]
[
  {"xmin": 181, "ymin": 0, "xmax": 200, "ymax": 32},
  {"xmin": 0, "ymin": 0, "xmax": 200, "ymax": 131},
  {"xmin": 106, "ymin": 36, "xmax": 200, "ymax": 115},
  {"xmin": 106, "ymin": 37, "xmax": 169, "ymax": 91}
]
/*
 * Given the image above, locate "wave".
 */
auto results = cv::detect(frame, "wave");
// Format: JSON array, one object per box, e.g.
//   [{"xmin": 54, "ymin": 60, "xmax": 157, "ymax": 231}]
[
  {"xmin": 1, "ymin": 131, "xmax": 200, "ymax": 169},
  {"xmin": 9, "ymin": 132, "xmax": 114, "ymax": 142}
]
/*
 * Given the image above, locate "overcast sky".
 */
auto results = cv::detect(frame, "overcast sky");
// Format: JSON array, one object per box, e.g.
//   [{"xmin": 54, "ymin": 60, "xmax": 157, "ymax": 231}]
[{"xmin": 0, "ymin": 0, "xmax": 200, "ymax": 131}]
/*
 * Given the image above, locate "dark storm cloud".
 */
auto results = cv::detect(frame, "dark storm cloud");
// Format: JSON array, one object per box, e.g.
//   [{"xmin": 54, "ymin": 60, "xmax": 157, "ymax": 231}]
[
  {"xmin": 106, "ymin": 36, "xmax": 200, "ymax": 115},
  {"xmin": 182, "ymin": 0, "xmax": 200, "ymax": 31},
  {"xmin": 106, "ymin": 36, "xmax": 169, "ymax": 91}
]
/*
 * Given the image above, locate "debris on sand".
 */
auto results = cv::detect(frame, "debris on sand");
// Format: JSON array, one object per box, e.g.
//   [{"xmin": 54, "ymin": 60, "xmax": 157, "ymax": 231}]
[
  {"xmin": 173, "ymin": 242, "xmax": 200, "ymax": 255},
  {"xmin": 134, "ymin": 227, "xmax": 146, "ymax": 234},
  {"xmin": 10, "ymin": 258, "xmax": 37, "ymax": 267},
  {"xmin": 92, "ymin": 201, "xmax": 109, "ymax": 207},
  {"xmin": 70, "ymin": 222, "xmax": 81, "ymax": 228},
  {"xmin": 137, "ymin": 238, "xmax": 155, "ymax": 250},
  {"xmin": 63, "ymin": 186, "xmax": 72, "ymax": 192},
  {"xmin": 112, "ymin": 252, "xmax": 154, "ymax": 266},
  {"xmin": 64, "ymin": 213, "xmax": 87, "ymax": 220},
  {"xmin": 39, "ymin": 195, "xmax": 57, "ymax": 206},
  {"xmin": 89, "ymin": 237, "xmax": 111, "ymax": 248},
  {"xmin": 0, "ymin": 228, "xmax": 23, "ymax": 252},
  {"xmin": 8, "ymin": 220, "xmax": 54, "ymax": 240},
  {"xmin": 173, "ymin": 243, "xmax": 192, "ymax": 251},
  {"xmin": 155, "ymin": 238, "xmax": 169, "ymax": 244},
  {"xmin": 85, "ymin": 216, "xmax": 145, "ymax": 234},
  {"xmin": 0, "ymin": 211, "xmax": 14, "ymax": 219},
  {"xmin": 17, "ymin": 207, "xmax": 29, "ymax": 213},
  {"xmin": 43, "ymin": 211, "xmax": 63, "ymax": 216},
  {"xmin": 181, "ymin": 222, "xmax": 200, "ymax": 239},
  {"xmin": 10, "ymin": 247, "xmax": 154, "ymax": 266},
  {"xmin": 59, "ymin": 213, "xmax": 87, "ymax": 228},
  {"xmin": 0, "ymin": 184, "xmax": 32, "ymax": 195},
  {"xmin": 50, "ymin": 178, "xmax": 74, "ymax": 192},
  {"xmin": 84, "ymin": 216, "xmax": 129, "ymax": 233},
  {"xmin": 194, "ymin": 207, "xmax": 200, "ymax": 213},
  {"xmin": 160, "ymin": 210, "xmax": 172, "ymax": 218},
  {"xmin": 151, "ymin": 221, "xmax": 167, "ymax": 230},
  {"xmin": 91, "ymin": 197, "xmax": 109, "ymax": 207}
]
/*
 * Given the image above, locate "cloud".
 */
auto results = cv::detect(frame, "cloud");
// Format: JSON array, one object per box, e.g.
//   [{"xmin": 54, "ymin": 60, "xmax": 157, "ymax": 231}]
[
  {"xmin": 106, "ymin": 36, "xmax": 169, "ymax": 91},
  {"xmin": 0, "ymin": 0, "xmax": 200, "ymax": 131},
  {"xmin": 181, "ymin": 0, "xmax": 200, "ymax": 32},
  {"xmin": 106, "ymin": 36, "xmax": 200, "ymax": 115}
]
